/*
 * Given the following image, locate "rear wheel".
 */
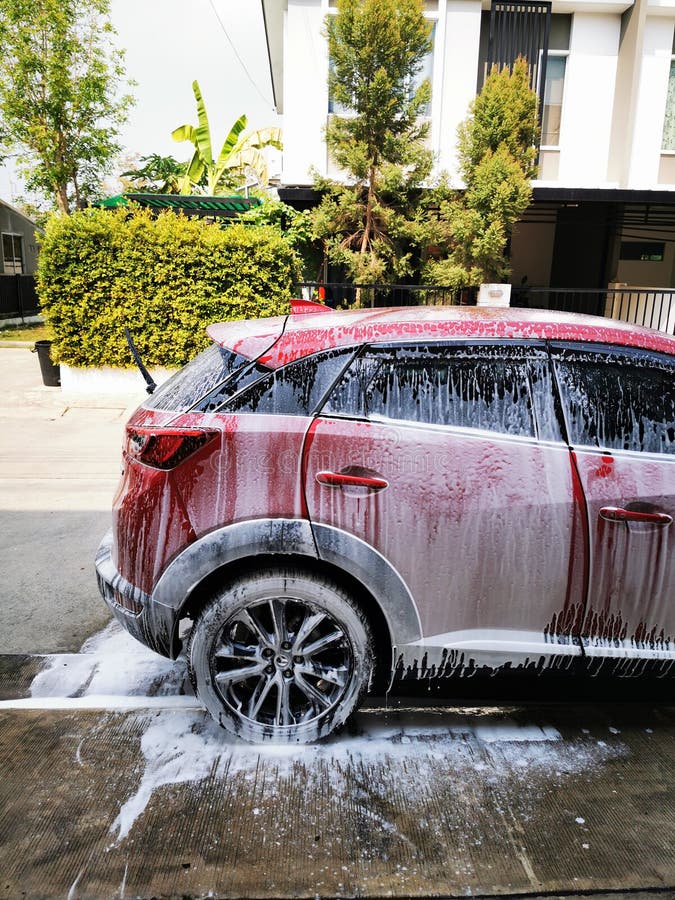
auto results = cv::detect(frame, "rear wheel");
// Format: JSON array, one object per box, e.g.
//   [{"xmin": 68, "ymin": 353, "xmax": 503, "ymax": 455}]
[{"xmin": 187, "ymin": 567, "xmax": 374, "ymax": 743}]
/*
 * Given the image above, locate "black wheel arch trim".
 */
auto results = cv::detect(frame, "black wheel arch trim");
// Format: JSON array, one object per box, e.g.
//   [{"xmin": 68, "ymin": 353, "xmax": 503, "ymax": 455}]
[{"xmin": 149, "ymin": 517, "xmax": 422, "ymax": 659}]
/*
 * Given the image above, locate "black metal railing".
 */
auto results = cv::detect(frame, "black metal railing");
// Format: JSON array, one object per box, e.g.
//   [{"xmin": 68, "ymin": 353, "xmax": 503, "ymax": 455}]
[
  {"xmin": 0, "ymin": 275, "xmax": 39, "ymax": 321},
  {"xmin": 295, "ymin": 282, "xmax": 675, "ymax": 334},
  {"xmin": 296, "ymin": 282, "xmax": 470, "ymax": 308}
]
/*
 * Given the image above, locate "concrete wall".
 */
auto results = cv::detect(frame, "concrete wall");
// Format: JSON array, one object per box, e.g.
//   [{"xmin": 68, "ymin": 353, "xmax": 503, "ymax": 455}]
[
  {"xmin": 277, "ymin": 0, "xmax": 675, "ymax": 192},
  {"xmin": 628, "ymin": 15, "xmax": 674, "ymax": 187},
  {"xmin": 556, "ymin": 13, "xmax": 621, "ymax": 187},
  {"xmin": 281, "ymin": 0, "xmax": 329, "ymax": 185},
  {"xmin": 280, "ymin": 0, "xmax": 483, "ymax": 186},
  {"xmin": 613, "ymin": 225, "xmax": 675, "ymax": 284},
  {"xmin": 436, "ymin": 0, "xmax": 482, "ymax": 184},
  {"xmin": 509, "ymin": 220, "xmax": 557, "ymax": 286}
]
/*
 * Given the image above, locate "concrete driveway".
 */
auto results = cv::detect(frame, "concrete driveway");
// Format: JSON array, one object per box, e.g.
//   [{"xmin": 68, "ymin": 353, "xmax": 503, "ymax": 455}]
[{"xmin": 0, "ymin": 346, "xmax": 143, "ymax": 653}]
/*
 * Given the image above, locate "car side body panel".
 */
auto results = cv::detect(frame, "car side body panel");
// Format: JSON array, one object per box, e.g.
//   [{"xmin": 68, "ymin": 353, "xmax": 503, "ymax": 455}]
[
  {"xmin": 572, "ymin": 448, "xmax": 675, "ymax": 674},
  {"xmin": 304, "ymin": 417, "xmax": 582, "ymax": 681}
]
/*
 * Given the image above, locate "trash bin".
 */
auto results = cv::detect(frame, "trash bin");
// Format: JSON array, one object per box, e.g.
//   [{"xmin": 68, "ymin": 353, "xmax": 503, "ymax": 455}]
[{"xmin": 33, "ymin": 340, "xmax": 61, "ymax": 387}]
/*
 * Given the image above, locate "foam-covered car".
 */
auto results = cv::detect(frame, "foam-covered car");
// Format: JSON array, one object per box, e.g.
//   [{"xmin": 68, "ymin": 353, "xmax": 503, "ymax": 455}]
[{"xmin": 96, "ymin": 305, "xmax": 675, "ymax": 742}]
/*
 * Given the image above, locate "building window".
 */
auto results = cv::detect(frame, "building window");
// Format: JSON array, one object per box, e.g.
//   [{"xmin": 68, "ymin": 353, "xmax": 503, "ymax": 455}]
[
  {"xmin": 327, "ymin": 57, "xmax": 351, "ymax": 116},
  {"xmin": 408, "ymin": 21, "xmax": 435, "ymax": 117},
  {"xmin": 620, "ymin": 241, "xmax": 665, "ymax": 262},
  {"xmin": 477, "ymin": 9, "xmax": 569, "ymax": 147},
  {"xmin": 1, "ymin": 234, "xmax": 23, "ymax": 275},
  {"xmin": 662, "ymin": 59, "xmax": 675, "ymax": 151},
  {"xmin": 541, "ymin": 54, "xmax": 567, "ymax": 146}
]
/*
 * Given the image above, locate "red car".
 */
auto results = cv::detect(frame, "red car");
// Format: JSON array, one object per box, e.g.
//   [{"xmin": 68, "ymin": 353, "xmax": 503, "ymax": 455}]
[{"xmin": 96, "ymin": 305, "xmax": 675, "ymax": 742}]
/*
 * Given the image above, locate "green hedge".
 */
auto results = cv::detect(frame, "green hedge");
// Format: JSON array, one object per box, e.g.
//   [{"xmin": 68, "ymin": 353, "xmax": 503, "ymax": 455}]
[{"xmin": 37, "ymin": 207, "xmax": 302, "ymax": 368}]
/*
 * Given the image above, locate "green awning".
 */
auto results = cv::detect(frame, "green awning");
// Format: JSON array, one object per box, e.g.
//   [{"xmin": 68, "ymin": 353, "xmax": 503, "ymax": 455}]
[
  {"xmin": 96, "ymin": 194, "xmax": 128, "ymax": 208},
  {"xmin": 94, "ymin": 194, "xmax": 262, "ymax": 218}
]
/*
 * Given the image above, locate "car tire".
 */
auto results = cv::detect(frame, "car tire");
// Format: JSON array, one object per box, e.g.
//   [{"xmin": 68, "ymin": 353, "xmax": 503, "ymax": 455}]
[{"xmin": 187, "ymin": 566, "xmax": 374, "ymax": 744}]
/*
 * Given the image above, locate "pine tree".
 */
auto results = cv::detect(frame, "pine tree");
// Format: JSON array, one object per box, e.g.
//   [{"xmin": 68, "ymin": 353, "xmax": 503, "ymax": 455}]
[
  {"xmin": 424, "ymin": 58, "xmax": 539, "ymax": 288},
  {"xmin": 311, "ymin": 0, "xmax": 433, "ymax": 285}
]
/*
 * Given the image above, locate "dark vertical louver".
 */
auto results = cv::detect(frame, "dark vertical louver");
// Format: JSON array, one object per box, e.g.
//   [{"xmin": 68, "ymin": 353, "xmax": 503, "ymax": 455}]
[{"xmin": 483, "ymin": 1, "xmax": 552, "ymax": 129}]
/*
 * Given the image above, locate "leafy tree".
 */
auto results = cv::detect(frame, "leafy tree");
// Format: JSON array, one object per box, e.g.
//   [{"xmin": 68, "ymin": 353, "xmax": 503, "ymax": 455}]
[
  {"xmin": 424, "ymin": 58, "xmax": 539, "ymax": 287},
  {"xmin": 0, "ymin": 0, "xmax": 134, "ymax": 214},
  {"xmin": 457, "ymin": 57, "xmax": 539, "ymax": 182},
  {"xmin": 312, "ymin": 0, "xmax": 433, "ymax": 284},
  {"xmin": 172, "ymin": 81, "xmax": 282, "ymax": 195},
  {"xmin": 120, "ymin": 154, "xmax": 187, "ymax": 194},
  {"xmin": 241, "ymin": 199, "xmax": 322, "ymax": 280}
]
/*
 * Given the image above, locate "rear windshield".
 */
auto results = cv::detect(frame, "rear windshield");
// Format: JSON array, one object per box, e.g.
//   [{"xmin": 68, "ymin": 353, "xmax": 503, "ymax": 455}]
[{"xmin": 145, "ymin": 343, "xmax": 257, "ymax": 412}]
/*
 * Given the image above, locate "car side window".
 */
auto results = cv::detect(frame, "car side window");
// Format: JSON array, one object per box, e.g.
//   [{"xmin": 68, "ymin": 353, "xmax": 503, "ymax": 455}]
[
  {"xmin": 224, "ymin": 347, "xmax": 356, "ymax": 416},
  {"xmin": 553, "ymin": 347, "xmax": 675, "ymax": 455},
  {"xmin": 324, "ymin": 343, "xmax": 561, "ymax": 440},
  {"xmin": 323, "ymin": 354, "xmax": 383, "ymax": 418}
]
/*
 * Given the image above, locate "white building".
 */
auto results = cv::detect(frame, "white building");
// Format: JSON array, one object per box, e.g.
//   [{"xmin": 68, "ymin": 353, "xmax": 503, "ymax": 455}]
[{"xmin": 262, "ymin": 0, "xmax": 675, "ymax": 316}]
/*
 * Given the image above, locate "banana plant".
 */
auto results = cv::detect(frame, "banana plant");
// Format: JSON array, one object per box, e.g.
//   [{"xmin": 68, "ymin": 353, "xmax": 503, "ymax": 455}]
[{"xmin": 172, "ymin": 80, "xmax": 282, "ymax": 194}]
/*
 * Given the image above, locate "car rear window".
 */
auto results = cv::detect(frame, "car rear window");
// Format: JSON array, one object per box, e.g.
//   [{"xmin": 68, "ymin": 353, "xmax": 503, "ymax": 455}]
[{"xmin": 145, "ymin": 343, "xmax": 260, "ymax": 412}]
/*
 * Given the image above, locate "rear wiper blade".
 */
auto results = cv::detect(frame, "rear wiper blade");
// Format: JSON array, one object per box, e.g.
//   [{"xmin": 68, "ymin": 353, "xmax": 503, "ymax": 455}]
[{"xmin": 124, "ymin": 327, "xmax": 157, "ymax": 395}]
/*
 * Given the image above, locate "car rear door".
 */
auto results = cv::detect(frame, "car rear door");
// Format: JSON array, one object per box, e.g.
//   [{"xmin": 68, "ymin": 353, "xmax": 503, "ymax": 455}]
[
  {"xmin": 303, "ymin": 341, "xmax": 584, "ymax": 682},
  {"xmin": 551, "ymin": 343, "xmax": 675, "ymax": 674}
]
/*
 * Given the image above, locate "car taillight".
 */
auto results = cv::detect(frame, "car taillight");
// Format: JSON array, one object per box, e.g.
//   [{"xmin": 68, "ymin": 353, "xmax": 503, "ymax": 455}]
[{"xmin": 126, "ymin": 426, "xmax": 218, "ymax": 470}]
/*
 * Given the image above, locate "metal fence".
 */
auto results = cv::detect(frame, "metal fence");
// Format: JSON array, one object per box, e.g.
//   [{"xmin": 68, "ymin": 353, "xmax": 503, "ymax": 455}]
[
  {"xmin": 527, "ymin": 287, "xmax": 675, "ymax": 334},
  {"xmin": 296, "ymin": 282, "xmax": 470, "ymax": 308},
  {"xmin": 0, "ymin": 275, "xmax": 39, "ymax": 321},
  {"xmin": 296, "ymin": 282, "xmax": 675, "ymax": 334}
]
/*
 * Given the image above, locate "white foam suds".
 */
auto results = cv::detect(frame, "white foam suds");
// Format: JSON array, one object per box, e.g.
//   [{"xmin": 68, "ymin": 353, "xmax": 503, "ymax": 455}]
[
  {"xmin": 22, "ymin": 624, "xmax": 627, "ymax": 844},
  {"xmin": 0, "ymin": 695, "xmax": 200, "ymax": 711},
  {"xmin": 29, "ymin": 621, "xmax": 186, "ymax": 700}
]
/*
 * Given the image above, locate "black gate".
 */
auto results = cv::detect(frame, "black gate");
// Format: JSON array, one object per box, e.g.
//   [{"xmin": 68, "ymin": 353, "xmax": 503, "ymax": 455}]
[{"xmin": 0, "ymin": 275, "xmax": 39, "ymax": 320}]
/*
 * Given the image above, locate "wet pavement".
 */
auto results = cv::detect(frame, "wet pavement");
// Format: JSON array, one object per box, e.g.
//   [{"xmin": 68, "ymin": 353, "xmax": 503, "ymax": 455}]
[{"xmin": 0, "ymin": 627, "xmax": 673, "ymax": 899}]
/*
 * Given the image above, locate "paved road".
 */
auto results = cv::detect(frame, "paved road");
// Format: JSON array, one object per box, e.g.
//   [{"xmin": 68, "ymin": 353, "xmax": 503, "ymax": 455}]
[
  {"xmin": 0, "ymin": 628, "xmax": 673, "ymax": 899},
  {"xmin": 0, "ymin": 347, "xmax": 142, "ymax": 653}
]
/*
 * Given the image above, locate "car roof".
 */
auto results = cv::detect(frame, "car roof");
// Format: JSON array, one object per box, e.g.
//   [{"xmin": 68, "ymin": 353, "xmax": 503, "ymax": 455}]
[{"xmin": 207, "ymin": 306, "xmax": 675, "ymax": 369}]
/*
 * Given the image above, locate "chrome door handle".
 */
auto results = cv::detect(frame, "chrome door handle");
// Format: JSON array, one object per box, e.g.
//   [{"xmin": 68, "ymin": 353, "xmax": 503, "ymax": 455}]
[
  {"xmin": 315, "ymin": 471, "xmax": 389, "ymax": 491},
  {"xmin": 599, "ymin": 506, "xmax": 673, "ymax": 527}
]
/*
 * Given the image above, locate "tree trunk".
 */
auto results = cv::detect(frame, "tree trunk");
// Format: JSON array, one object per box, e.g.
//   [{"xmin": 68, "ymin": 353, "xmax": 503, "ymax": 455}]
[
  {"xmin": 73, "ymin": 173, "xmax": 81, "ymax": 211},
  {"xmin": 360, "ymin": 167, "xmax": 376, "ymax": 255},
  {"xmin": 55, "ymin": 185, "xmax": 70, "ymax": 215}
]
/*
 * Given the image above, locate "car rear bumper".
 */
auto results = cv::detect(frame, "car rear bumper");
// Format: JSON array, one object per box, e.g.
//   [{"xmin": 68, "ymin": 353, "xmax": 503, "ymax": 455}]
[{"xmin": 95, "ymin": 530, "xmax": 174, "ymax": 658}]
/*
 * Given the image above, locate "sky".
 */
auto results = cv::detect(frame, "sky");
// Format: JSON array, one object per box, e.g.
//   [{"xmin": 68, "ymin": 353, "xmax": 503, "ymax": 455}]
[{"xmin": 0, "ymin": 0, "xmax": 279, "ymax": 203}]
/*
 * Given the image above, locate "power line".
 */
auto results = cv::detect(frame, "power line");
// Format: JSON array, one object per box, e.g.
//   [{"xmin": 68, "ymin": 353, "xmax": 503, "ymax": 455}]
[{"xmin": 206, "ymin": 0, "xmax": 275, "ymax": 110}]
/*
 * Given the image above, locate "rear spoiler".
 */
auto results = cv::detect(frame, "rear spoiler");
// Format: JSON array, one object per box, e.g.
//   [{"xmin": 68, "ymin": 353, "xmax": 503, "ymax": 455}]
[{"xmin": 290, "ymin": 299, "xmax": 331, "ymax": 315}]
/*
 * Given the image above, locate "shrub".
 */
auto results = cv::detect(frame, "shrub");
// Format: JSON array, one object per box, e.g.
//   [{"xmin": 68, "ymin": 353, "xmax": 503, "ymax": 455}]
[{"xmin": 37, "ymin": 206, "xmax": 301, "ymax": 368}]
